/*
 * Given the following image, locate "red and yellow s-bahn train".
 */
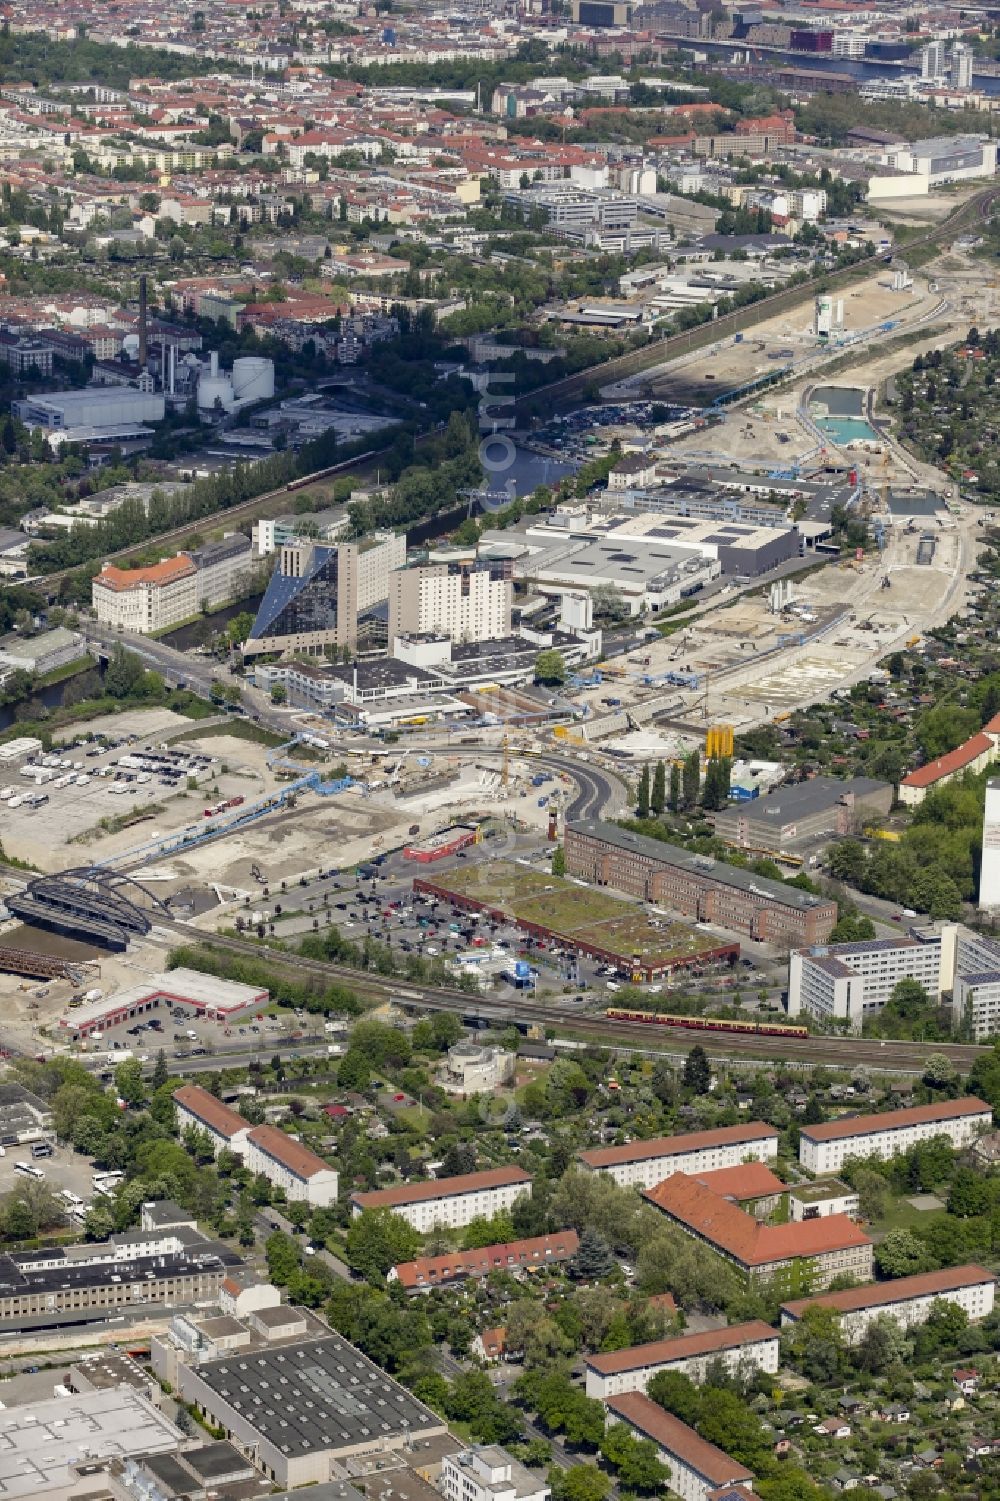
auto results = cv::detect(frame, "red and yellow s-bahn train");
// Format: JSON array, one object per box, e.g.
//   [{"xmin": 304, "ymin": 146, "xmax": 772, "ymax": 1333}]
[{"xmin": 605, "ymin": 1007, "xmax": 809, "ymax": 1039}]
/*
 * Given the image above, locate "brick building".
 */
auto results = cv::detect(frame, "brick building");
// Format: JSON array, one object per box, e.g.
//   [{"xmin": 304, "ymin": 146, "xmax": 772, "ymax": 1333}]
[{"xmin": 564, "ymin": 820, "xmax": 837, "ymax": 944}]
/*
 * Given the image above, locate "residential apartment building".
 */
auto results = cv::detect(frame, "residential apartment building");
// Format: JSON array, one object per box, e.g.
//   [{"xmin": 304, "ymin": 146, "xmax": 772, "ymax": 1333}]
[
  {"xmin": 644, "ymin": 1172, "xmax": 872, "ymax": 1294},
  {"xmin": 606, "ymin": 1394, "xmax": 754, "ymax": 1501},
  {"xmin": 780, "ymin": 1264, "xmax": 996, "ymax": 1342},
  {"xmin": 584, "ymin": 1322, "xmax": 780, "ymax": 1401},
  {"xmin": 576, "ymin": 1122, "xmax": 780, "ymax": 1191},
  {"xmin": 798, "ymin": 1098, "xmax": 993, "ymax": 1175},
  {"xmin": 388, "ymin": 562, "xmax": 512, "ymax": 646},
  {"xmin": 174, "ymin": 1085, "xmax": 251, "ymax": 1158},
  {"xmin": 186, "ymin": 533, "xmax": 255, "ymax": 611},
  {"xmin": 350, "ymin": 1166, "xmax": 532, "ymax": 1232},
  {"xmin": 565, "ymin": 820, "xmax": 837, "ymax": 945},
  {"xmin": 243, "ymin": 1125, "xmax": 339, "ymax": 1207},
  {"xmin": 442, "ymin": 1447, "xmax": 549, "ymax": 1501},
  {"xmin": 173, "ymin": 1087, "xmax": 337, "ymax": 1204},
  {"xmin": 93, "ymin": 555, "xmax": 198, "ymax": 633},
  {"xmin": 245, "ymin": 532, "xmax": 405, "ymax": 658},
  {"xmin": 93, "ymin": 533, "xmax": 253, "ymax": 634},
  {"xmin": 787, "ymin": 930, "xmax": 949, "ymax": 1031},
  {"xmin": 953, "ymin": 925, "xmax": 1000, "ymax": 1040},
  {"xmin": 389, "ymin": 1231, "xmax": 580, "ymax": 1293}
]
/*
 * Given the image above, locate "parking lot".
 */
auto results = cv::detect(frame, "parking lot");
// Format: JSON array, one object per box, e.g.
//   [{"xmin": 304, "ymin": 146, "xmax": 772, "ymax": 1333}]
[
  {"xmin": 0, "ymin": 1140, "xmax": 100, "ymax": 1215},
  {"xmin": 0, "ymin": 720, "xmax": 261, "ymax": 871},
  {"xmin": 266, "ymin": 846, "xmax": 774, "ymax": 998}
]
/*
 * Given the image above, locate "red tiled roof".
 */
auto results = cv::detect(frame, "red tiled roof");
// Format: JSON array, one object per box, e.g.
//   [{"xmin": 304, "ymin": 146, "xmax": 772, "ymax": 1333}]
[
  {"xmin": 247, "ymin": 1124, "xmax": 334, "ymax": 1181},
  {"xmin": 901, "ymin": 735, "xmax": 994, "ymax": 788},
  {"xmin": 351, "ymin": 1165, "xmax": 532, "ymax": 1211},
  {"xmin": 392, "ymin": 1230, "xmax": 579, "ymax": 1290},
  {"xmin": 96, "ymin": 556, "xmax": 195, "ymax": 591},
  {"xmin": 578, "ymin": 1123, "xmax": 779, "ymax": 1171},
  {"xmin": 645, "ymin": 1173, "xmax": 871, "ymax": 1268},
  {"xmin": 689, "ymin": 1163, "xmax": 786, "ymax": 1200},
  {"xmin": 781, "ymin": 1264, "xmax": 996, "ymax": 1320},
  {"xmin": 608, "ymin": 1393, "xmax": 754, "ymax": 1488},
  {"xmin": 586, "ymin": 1321, "xmax": 778, "ymax": 1376},
  {"xmin": 173, "ymin": 1084, "xmax": 246, "ymax": 1139},
  {"xmin": 799, "ymin": 1097, "xmax": 992, "ymax": 1144}
]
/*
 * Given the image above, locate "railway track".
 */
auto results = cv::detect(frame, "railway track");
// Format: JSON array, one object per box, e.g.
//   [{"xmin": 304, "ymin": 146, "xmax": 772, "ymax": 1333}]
[
  {"xmin": 191, "ymin": 930, "xmax": 988, "ymax": 1073},
  {"xmin": 513, "ymin": 185, "xmax": 1000, "ymax": 417}
]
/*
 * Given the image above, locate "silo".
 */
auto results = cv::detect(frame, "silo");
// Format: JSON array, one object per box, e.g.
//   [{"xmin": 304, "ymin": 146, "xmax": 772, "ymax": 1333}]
[{"xmin": 232, "ymin": 357, "xmax": 275, "ymax": 406}]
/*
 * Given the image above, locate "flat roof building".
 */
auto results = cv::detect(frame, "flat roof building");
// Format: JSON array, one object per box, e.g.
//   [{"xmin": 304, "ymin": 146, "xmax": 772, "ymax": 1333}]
[
  {"xmin": 565, "ymin": 819, "xmax": 837, "ymax": 945},
  {"xmin": 351, "ymin": 1167, "xmax": 532, "ymax": 1232},
  {"xmin": 584, "ymin": 1322, "xmax": 780, "ymax": 1401},
  {"xmin": 780, "ymin": 1263, "xmax": 996, "ymax": 1342},
  {"xmin": 0, "ymin": 1388, "xmax": 181, "ymax": 1500},
  {"xmin": 798, "ymin": 1097, "xmax": 992, "ymax": 1175},
  {"xmin": 606, "ymin": 1393, "xmax": 754, "ymax": 1501},
  {"xmin": 576, "ymin": 1122, "xmax": 780, "ymax": 1191},
  {"xmin": 61, "ymin": 966, "xmax": 268, "ymax": 1039},
  {"xmin": 176, "ymin": 1335, "xmax": 448, "ymax": 1487},
  {"xmin": 788, "ymin": 930, "xmax": 949, "ymax": 1033},
  {"xmin": 713, "ymin": 776, "xmax": 892, "ymax": 855}
]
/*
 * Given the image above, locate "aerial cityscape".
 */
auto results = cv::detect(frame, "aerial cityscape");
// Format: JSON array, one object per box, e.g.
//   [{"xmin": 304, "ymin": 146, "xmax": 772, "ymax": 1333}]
[{"xmin": 0, "ymin": 1, "xmax": 999, "ymax": 1499}]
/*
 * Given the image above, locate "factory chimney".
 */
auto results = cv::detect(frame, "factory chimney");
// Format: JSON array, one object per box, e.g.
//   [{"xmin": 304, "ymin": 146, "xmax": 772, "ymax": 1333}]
[{"xmin": 138, "ymin": 275, "xmax": 148, "ymax": 369}]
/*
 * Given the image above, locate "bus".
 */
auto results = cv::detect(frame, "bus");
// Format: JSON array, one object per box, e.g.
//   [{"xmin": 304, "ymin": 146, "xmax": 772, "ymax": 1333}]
[
  {"xmin": 15, "ymin": 1163, "xmax": 44, "ymax": 1180},
  {"xmin": 56, "ymin": 1189, "xmax": 84, "ymax": 1210}
]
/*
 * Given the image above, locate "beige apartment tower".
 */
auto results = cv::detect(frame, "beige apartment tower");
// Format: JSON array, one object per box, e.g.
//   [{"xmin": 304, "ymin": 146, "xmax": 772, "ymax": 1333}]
[
  {"xmin": 388, "ymin": 562, "xmax": 511, "ymax": 647},
  {"xmin": 246, "ymin": 531, "xmax": 405, "ymax": 657}
]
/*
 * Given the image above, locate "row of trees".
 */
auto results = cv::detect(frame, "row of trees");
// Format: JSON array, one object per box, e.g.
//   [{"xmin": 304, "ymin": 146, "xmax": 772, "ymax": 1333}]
[{"xmin": 636, "ymin": 755, "xmax": 733, "ymax": 819}]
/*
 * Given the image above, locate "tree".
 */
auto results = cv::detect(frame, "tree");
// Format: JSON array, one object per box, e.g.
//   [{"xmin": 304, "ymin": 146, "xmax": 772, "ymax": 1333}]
[
  {"xmin": 682, "ymin": 749, "xmax": 700, "ymax": 809},
  {"xmin": 646, "ymin": 1369, "xmax": 702, "ymax": 1427},
  {"xmin": 875, "ymin": 1227, "xmax": 936, "ymax": 1279},
  {"xmin": 151, "ymin": 1050, "xmax": 169, "ymax": 1089},
  {"xmin": 534, "ymin": 649, "xmax": 566, "ymax": 685},
  {"xmin": 702, "ymin": 757, "xmax": 731, "ymax": 811},
  {"xmin": 829, "ymin": 910, "xmax": 877, "ymax": 942},
  {"xmin": 571, "ymin": 1227, "xmax": 617, "ymax": 1281},
  {"xmin": 853, "ymin": 1167, "xmax": 889, "ymax": 1222},
  {"xmin": 600, "ymin": 1422, "xmax": 670, "ymax": 1491},
  {"xmin": 922, "ymin": 1052, "xmax": 959, "ymax": 1092},
  {"xmin": 682, "ymin": 1044, "xmax": 711, "ymax": 1094},
  {"xmin": 270, "ymin": 683, "xmax": 287, "ymax": 705},
  {"xmin": 345, "ymin": 1207, "xmax": 420, "ymax": 1283},
  {"xmin": 266, "ymin": 1230, "xmax": 301, "ymax": 1285},
  {"xmin": 668, "ymin": 763, "xmax": 681, "ymax": 813},
  {"xmin": 114, "ymin": 1058, "xmax": 147, "ymax": 1107},
  {"xmin": 553, "ymin": 1467, "xmax": 610, "ymax": 1501},
  {"xmin": 856, "ymin": 1313, "xmax": 908, "ymax": 1374},
  {"xmin": 637, "ymin": 765, "xmax": 650, "ymax": 819},
  {"xmin": 651, "ymin": 762, "xmax": 666, "ymax": 816},
  {"xmin": 551, "ymin": 845, "xmax": 566, "ymax": 876},
  {"xmin": 105, "ymin": 642, "xmax": 144, "ymax": 699}
]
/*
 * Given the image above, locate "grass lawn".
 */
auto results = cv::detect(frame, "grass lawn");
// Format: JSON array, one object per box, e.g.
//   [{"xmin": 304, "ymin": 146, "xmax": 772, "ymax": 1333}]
[{"xmin": 870, "ymin": 1196, "xmax": 948, "ymax": 1236}]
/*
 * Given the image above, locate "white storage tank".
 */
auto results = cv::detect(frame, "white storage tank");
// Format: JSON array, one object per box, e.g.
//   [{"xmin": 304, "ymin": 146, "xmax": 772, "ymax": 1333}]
[{"xmin": 232, "ymin": 357, "xmax": 275, "ymax": 405}]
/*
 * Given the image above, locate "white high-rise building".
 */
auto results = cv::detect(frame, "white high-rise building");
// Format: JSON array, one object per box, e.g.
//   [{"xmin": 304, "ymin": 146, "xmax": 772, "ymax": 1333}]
[
  {"xmin": 981, "ymin": 778, "xmax": 1000, "ymax": 908},
  {"xmin": 951, "ymin": 43, "xmax": 973, "ymax": 90},
  {"xmin": 921, "ymin": 38, "xmax": 947, "ymax": 79}
]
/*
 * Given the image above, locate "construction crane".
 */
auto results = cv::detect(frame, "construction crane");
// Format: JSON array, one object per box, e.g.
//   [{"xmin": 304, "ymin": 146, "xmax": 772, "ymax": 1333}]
[{"xmin": 501, "ymin": 733, "xmax": 510, "ymax": 790}]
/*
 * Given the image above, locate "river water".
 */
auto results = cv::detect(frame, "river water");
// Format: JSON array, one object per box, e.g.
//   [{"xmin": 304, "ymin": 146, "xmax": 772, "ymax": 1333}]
[{"xmin": 687, "ymin": 38, "xmax": 1000, "ymax": 93}]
